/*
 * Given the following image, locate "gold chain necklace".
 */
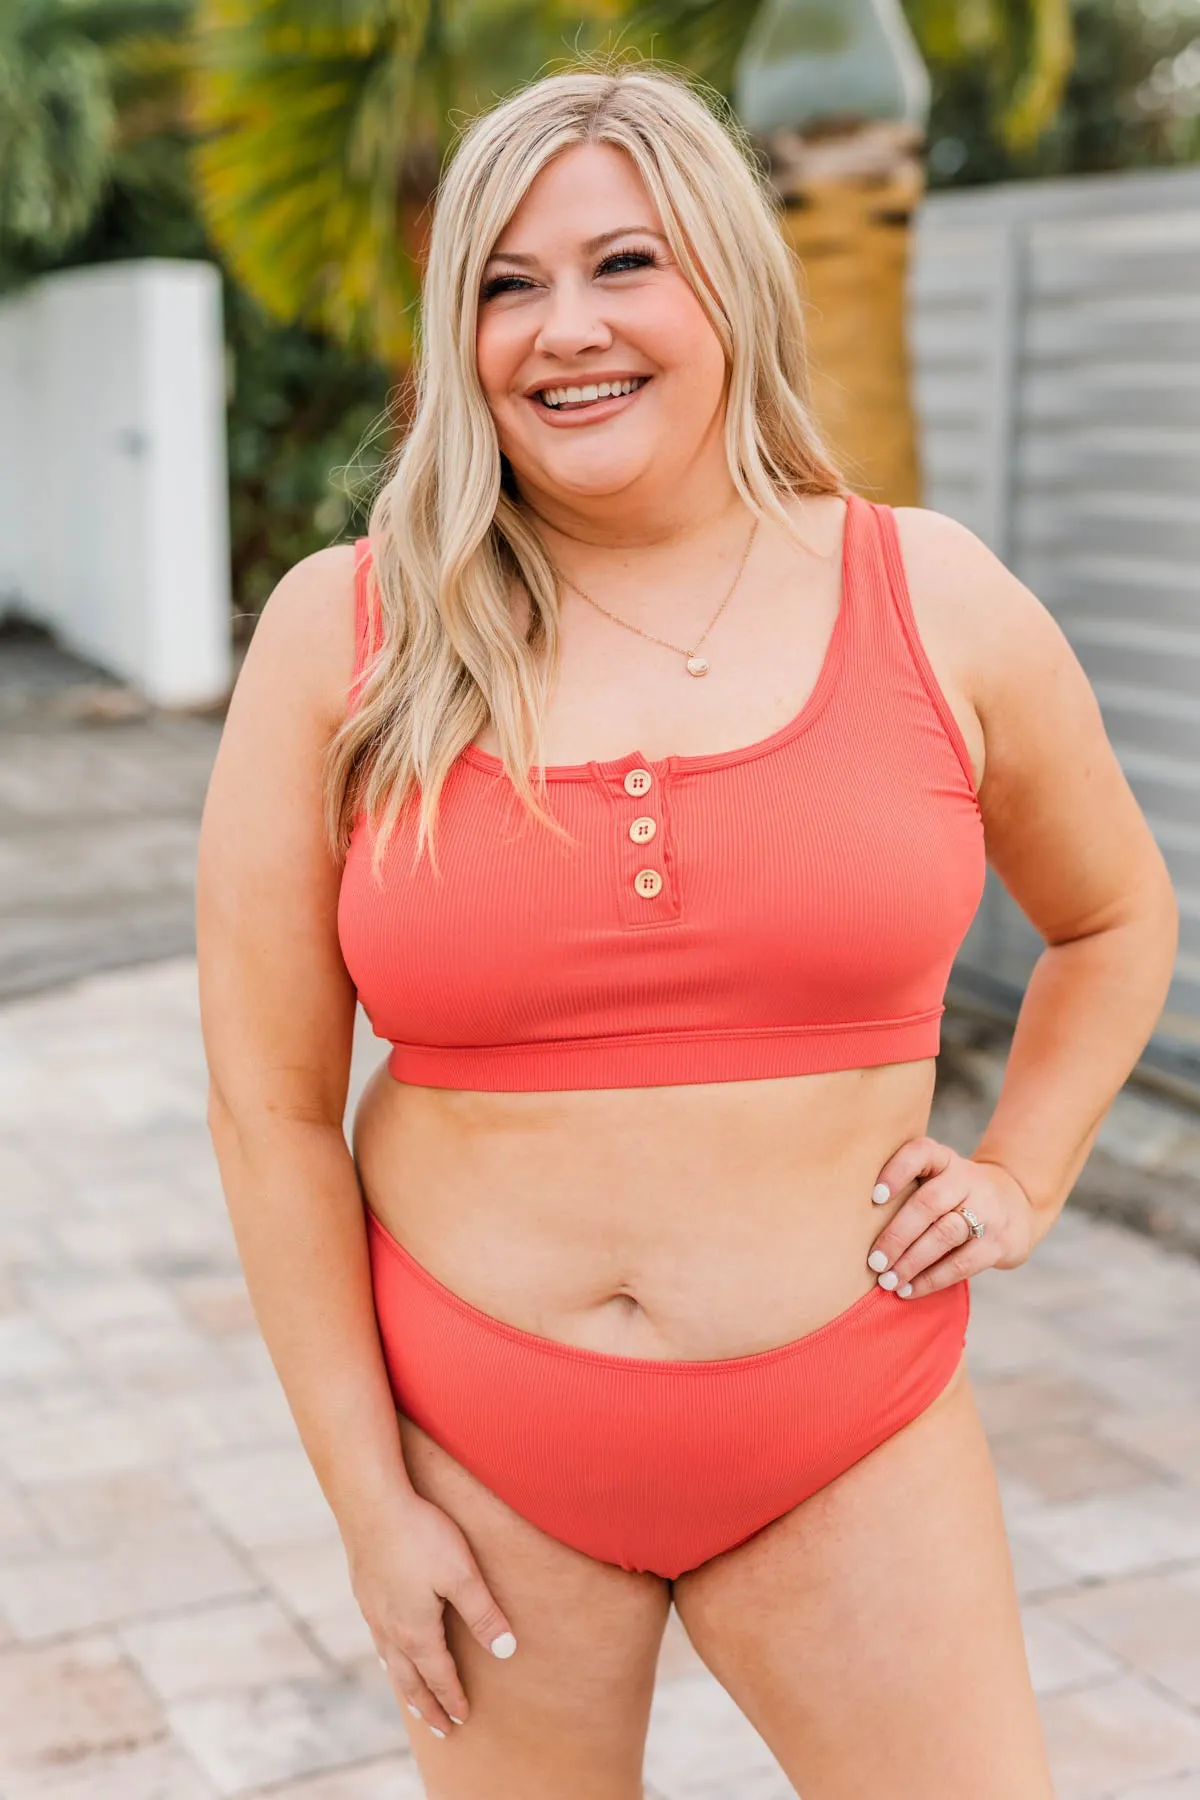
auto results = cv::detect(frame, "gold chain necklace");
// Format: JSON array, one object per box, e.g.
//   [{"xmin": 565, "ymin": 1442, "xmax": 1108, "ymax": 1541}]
[{"xmin": 548, "ymin": 516, "xmax": 760, "ymax": 678}]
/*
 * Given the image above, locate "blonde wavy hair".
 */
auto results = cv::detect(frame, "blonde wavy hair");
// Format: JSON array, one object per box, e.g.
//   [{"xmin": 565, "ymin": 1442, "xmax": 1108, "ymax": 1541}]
[{"xmin": 325, "ymin": 56, "xmax": 845, "ymax": 873}]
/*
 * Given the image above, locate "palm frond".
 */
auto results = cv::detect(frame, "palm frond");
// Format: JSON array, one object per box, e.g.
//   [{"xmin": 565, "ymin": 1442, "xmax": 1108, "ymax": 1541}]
[
  {"xmin": 0, "ymin": 0, "xmax": 196, "ymax": 258},
  {"xmin": 191, "ymin": 0, "xmax": 645, "ymax": 362},
  {"xmin": 998, "ymin": 0, "xmax": 1073, "ymax": 146},
  {"xmin": 0, "ymin": 30, "xmax": 115, "ymax": 252}
]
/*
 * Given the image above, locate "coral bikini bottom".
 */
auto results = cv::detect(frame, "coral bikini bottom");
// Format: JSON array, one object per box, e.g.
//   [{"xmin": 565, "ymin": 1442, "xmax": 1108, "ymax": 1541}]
[{"xmin": 367, "ymin": 1209, "xmax": 969, "ymax": 1580}]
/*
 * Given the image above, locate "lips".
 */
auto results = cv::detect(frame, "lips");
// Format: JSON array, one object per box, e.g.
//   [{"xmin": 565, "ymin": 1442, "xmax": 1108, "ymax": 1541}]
[
  {"xmin": 524, "ymin": 375, "xmax": 653, "ymax": 428},
  {"xmin": 529, "ymin": 375, "xmax": 651, "ymax": 412}
]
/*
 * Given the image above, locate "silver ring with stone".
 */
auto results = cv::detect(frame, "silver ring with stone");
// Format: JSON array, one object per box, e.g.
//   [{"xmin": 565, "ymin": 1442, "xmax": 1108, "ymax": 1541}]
[{"xmin": 958, "ymin": 1205, "xmax": 986, "ymax": 1241}]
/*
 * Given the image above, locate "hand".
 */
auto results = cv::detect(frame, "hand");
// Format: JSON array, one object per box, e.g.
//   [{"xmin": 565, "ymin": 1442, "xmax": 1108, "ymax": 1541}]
[
  {"xmin": 344, "ymin": 1490, "xmax": 517, "ymax": 1740},
  {"xmin": 867, "ymin": 1137, "xmax": 1036, "ymax": 1300}
]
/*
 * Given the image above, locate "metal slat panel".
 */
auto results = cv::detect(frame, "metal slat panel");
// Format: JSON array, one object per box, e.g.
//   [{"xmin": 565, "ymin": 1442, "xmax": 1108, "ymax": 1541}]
[
  {"xmin": 1053, "ymin": 430, "xmax": 1200, "ymax": 498},
  {"xmin": 1052, "ymin": 501, "xmax": 1200, "ymax": 565},
  {"xmin": 1026, "ymin": 211, "xmax": 1200, "ymax": 296},
  {"xmin": 1054, "ymin": 558, "xmax": 1200, "ymax": 630},
  {"xmin": 912, "ymin": 168, "xmax": 1200, "ymax": 1084},
  {"xmin": 918, "ymin": 425, "xmax": 986, "ymax": 483},
  {"xmin": 1090, "ymin": 684, "xmax": 1200, "ymax": 760},
  {"xmin": 1027, "ymin": 296, "xmax": 1200, "ymax": 362},
  {"xmin": 1022, "ymin": 368, "xmax": 1200, "ymax": 431},
  {"xmin": 908, "ymin": 311, "xmax": 995, "ymax": 362},
  {"xmin": 912, "ymin": 369, "xmax": 994, "ymax": 425}
]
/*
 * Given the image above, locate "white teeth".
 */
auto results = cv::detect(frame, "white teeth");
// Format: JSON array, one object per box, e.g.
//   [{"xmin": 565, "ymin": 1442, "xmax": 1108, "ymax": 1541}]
[{"xmin": 537, "ymin": 377, "xmax": 644, "ymax": 409}]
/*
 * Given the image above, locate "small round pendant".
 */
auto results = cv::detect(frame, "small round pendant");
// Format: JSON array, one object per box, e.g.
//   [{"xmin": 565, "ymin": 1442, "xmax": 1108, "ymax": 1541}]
[{"xmin": 686, "ymin": 656, "xmax": 709, "ymax": 678}]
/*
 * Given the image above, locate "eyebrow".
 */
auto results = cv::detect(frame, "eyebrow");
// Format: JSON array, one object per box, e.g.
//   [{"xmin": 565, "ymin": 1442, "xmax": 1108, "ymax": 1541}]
[{"xmin": 483, "ymin": 227, "xmax": 668, "ymax": 269}]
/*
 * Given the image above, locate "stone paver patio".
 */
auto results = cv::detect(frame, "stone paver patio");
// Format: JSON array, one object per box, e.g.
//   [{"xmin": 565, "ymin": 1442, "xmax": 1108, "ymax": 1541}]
[
  {"xmin": 0, "ymin": 624, "xmax": 222, "ymax": 1003},
  {"xmin": 2, "ymin": 957, "xmax": 1200, "ymax": 1798}
]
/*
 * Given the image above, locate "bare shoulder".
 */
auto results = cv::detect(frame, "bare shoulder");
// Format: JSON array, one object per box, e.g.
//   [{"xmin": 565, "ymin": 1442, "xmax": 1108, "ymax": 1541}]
[
  {"xmin": 890, "ymin": 506, "xmax": 1085, "ymax": 718},
  {"xmin": 231, "ymin": 542, "xmax": 360, "ymax": 736},
  {"xmin": 887, "ymin": 509, "xmax": 1172, "ymax": 944}
]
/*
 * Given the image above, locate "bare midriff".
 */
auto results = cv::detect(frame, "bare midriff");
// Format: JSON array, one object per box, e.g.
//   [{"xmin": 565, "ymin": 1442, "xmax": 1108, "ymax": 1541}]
[{"xmin": 351, "ymin": 1060, "xmax": 934, "ymax": 1362}]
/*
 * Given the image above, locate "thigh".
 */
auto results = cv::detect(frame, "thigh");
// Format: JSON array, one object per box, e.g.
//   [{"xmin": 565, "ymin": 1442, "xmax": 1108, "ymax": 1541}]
[
  {"xmin": 394, "ymin": 1413, "xmax": 671, "ymax": 1800},
  {"xmin": 672, "ymin": 1361, "xmax": 1055, "ymax": 1800}
]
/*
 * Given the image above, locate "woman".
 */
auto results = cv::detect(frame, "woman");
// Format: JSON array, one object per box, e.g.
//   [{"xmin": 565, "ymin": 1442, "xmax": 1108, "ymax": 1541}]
[{"xmin": 197, "ymin": 61, "xmax": 1177, "ymax": 1800}]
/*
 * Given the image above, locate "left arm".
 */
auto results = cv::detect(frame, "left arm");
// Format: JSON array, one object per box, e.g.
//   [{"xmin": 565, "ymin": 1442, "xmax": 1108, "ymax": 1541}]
[{"xmin": 868, "ymin": 509, "xmax": 1178, "ymax": 1300}]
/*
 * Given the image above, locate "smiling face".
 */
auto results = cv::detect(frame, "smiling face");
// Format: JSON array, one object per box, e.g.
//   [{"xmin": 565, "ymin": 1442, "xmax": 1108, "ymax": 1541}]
[{"xmin": 475, "ymin": 140, "xmax": 729, "ymax": 512}]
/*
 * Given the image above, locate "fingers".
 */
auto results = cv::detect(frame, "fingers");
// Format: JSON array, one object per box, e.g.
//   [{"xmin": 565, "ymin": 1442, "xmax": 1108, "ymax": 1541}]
[
  {"xmin": 375, "ymin": 1557, "xmax": 517, "ymax": 1743},
  {"xmin": 868, "ymin": 1138, "xmax": 1005, "ymax": 1300},
  {"xmin": 446, "ymin": 1559, "xmax": 518, "ymax": 1663},
  {"xmin": 883, "ymin": 1204, "xmax": 988, "ymax": 1299},
  {"xmin": 871, "ymin": 1135, "xmax": 954, "ymax": 1209},
  {"xmin": 379, "ymin": 1619, "xmax": 469, "ymax": 1737},
  {"xmin": 378, "ymin": 1648, "xmax": 454, "ymax": 1738}
]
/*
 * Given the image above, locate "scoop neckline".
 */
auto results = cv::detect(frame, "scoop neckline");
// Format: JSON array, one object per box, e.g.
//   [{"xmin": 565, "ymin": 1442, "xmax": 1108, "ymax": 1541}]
[{"xmin": 460, "ymin": 491, "xmax": 858, "ymax": 782}]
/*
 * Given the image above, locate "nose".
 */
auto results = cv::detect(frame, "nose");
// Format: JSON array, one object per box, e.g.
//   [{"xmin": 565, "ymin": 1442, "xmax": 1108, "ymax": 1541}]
[{"xmin": 533, "ymin": 272, "xmax": 614, "ymax": 360}]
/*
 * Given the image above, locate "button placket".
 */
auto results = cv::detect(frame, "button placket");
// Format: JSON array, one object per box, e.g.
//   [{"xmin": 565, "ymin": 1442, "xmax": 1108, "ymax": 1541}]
[{"xmin": 613, "ymin": 761, "xmax": 678, "ymax": 925}]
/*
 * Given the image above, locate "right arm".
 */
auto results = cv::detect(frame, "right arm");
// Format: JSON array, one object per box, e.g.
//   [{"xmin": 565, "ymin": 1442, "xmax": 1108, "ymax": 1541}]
[{"xmin": 196, "ymin": 547, "xmax": 514, "ymax": 1735}]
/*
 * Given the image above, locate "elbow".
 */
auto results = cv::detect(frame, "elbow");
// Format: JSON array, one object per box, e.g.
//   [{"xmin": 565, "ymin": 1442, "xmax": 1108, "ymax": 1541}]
[
  {"xmin": 205, "ymin": 1078, "xmax": 347, "ymax": 1150},
  {"xmin": 1156, "ymin": 864, "xmax": 1180, "ymax": 980},
  {"xmin": 1144, "ymin": 843, "xmax": 1180, "ymax": 958},
  {"xmin": 206, "ymin": 1082, "xmax": 241, "ymax": 1155},
  {"xmin": 1126, "ymin": 853, "xmax": 1180, "ymax": 1010}
]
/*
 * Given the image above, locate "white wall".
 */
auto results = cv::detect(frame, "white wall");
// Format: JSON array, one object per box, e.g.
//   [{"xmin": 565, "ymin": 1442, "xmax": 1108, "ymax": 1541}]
[{"xmin": 0, "ymin": 259, "xmax": 231, "ymax": 707}]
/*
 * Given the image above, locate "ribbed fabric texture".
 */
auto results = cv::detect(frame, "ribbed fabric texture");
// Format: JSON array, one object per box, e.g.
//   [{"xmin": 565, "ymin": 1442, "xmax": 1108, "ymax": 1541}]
[
  {"xmin": 338, "ymin": 495, "xmax": 985, "ymax": 1091},
  {"xmin": 368, "ymin": 1208, "xmax": 970, "ymax": 1577}
]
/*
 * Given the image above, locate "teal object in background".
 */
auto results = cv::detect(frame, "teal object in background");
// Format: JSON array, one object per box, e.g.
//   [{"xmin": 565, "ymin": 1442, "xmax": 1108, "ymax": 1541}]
[{"xmin": 734, "ymin": 0, "xmax": 931, "ymax": 135}]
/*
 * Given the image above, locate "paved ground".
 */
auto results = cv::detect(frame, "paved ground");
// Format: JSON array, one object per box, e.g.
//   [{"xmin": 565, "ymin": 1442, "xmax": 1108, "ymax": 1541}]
[
  {"xmin": 2, "ymin": 957, "xmax": 1200, "ymax": 1799},
  {"xmin": 0, "ymin": 624, "xmax": 222, "ymax": 1002}
]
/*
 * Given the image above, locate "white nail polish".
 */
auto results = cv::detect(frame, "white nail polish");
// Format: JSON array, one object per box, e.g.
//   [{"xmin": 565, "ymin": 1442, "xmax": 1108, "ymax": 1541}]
[
  {"xmin": 449, "ymin": 1715, "xmax": 465, "ymax": 1725},
  {"xmin": 872, "ymin": 1183, "xmax": 890, "ymax": 1205},
  {"xmin": 898, "ymin": 1283, "xmax": 913, "ymax": 1298},
  {"xmin": 406, "ymin": 1703, "xmax": 421, "ymax": 1718},
  {"xmin": 867, "ymin": 1249, "xmax": 889, "ymax": 1272},
  {"xmin": 430, "ymin": 1726, "xmax": 446, "ymax": 1739},
  {"xmin": 877, "ymin": 1270, "xmax": 899, "ymax": 1291},
  {"xmin": 490, "ymin": 1632, "xmax": 517, "ymax": 1658},
  {"xmin": 378, "ymin": 1655, "xmax": 388, "ymax": 1669}
]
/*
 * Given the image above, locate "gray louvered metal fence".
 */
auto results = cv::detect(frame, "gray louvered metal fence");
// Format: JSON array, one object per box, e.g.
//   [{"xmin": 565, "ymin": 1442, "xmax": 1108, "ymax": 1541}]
[{"xmin": 910, "ymin": 166, "xmax": 1200, "ymax": 1091}]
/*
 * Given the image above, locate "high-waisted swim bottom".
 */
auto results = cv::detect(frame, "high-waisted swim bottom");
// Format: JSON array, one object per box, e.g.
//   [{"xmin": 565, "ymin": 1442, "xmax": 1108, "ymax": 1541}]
[{"xmin": 367, "ymin": 1210, "xmax": 970, "ymax": 1580}]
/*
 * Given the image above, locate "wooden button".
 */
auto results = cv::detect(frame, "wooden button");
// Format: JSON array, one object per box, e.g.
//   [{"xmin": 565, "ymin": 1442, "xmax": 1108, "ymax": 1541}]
[
  {"xmin": 629, "ymin": 816, "xmax": 657, "ymax": 844},
  {"xmin": 634, "ymin": 868, "xmax": 663, "ymax": 899},
  {"xmin": 624, "ymin": 768, "xmax": 653, "ymax": 796}
]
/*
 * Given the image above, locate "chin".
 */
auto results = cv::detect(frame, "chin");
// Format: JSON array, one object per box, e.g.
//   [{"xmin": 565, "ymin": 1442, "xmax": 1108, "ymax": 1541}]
[{"xmin": 527, "ymin": 450, "xmax": 656, "ymax": 497}]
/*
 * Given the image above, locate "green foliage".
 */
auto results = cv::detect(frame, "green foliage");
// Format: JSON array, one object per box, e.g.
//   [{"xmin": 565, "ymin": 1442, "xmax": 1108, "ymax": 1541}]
[
  {"xmin": 0, "ymin": 0, "xmax": 192, "ymax": 274},
  {"xmin": 905, "ymin": 0, "xmax": 1073, "ymax": 149},
  {"xmin": 0, "ymin": 2, "xmax": 116, "ymax": 258},
  {"xmin": 627, "ymin": 0, "xmax": 1072, "ymax": 147},
  {"xmin": 191, "ymin": 0, "xmax": 647, "ymax": 363},
  {"xmin": 925, "ymin": 0, "xmax": 1200, "ymax": 183},
  {"xmin": 223, "ymin": 285, "xmax": 390, "ymax": 621},
  {"xmin": 0, "ymin": 0, "xmax": 391, "ymax": 619}
]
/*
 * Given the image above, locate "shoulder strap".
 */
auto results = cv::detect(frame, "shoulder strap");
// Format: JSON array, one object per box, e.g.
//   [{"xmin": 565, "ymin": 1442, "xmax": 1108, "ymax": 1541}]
[
  {"xmin": 865, "ymin": 501, "xmax": 978, "ymax": 793},
  {"xmin": 348, "ymin": 537, "xmax": 382, "ymax": 716}
]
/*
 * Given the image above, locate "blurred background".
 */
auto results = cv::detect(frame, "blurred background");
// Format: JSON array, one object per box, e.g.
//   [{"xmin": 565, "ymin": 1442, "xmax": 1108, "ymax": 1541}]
[{"xmin": 2, "ymin": 5, "xmax": 1200, "ymax": 1798}]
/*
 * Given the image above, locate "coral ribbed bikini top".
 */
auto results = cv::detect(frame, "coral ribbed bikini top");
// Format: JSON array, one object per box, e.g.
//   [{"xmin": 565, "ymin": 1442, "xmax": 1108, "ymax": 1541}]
[{"xmin": 337, "ymin": 494, "xmax": 986, "ymax": 1092}]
